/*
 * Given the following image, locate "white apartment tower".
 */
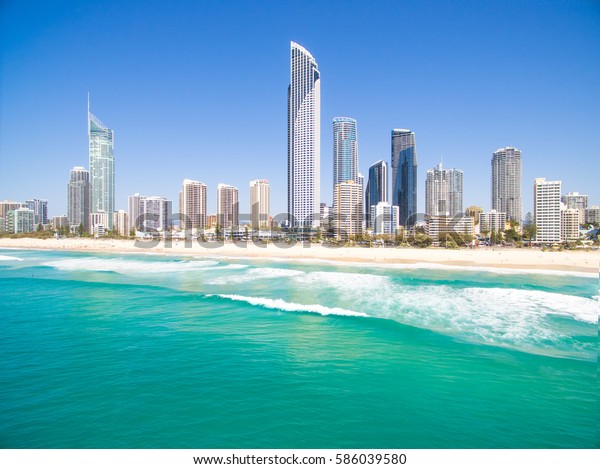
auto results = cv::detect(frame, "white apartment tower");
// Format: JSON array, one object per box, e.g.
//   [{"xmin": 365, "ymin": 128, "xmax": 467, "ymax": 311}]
[
  {"xmin": 334, "ymin": 180, "xmax": 363, "ymax": 240},
  {"xmin": 180, "ymin": 179, "xmax": 207, "ymax": 230},
  {"xmin": 217, "ymin": 184, "xmax": 239, "ymax": 229},
  {"xmin": 492, "ymin": 147, "xmax": 522, "ymax": 223},
  {"xmin": 288, "ymin": 41, "xmax": 320, "ymax": 229},
  {"xmin": 534, "ymin": 178, "xmax": 561, "ymax": 243},
  {"xmin": 250, "ymin": 179, "xmax": 270, "ymax": 229},
  {"xmin": 560, "ymin": 206, "xmax": 580, "ymax": 242},
  {"xmin": 68, "ymin": 167, "xmax": 90, "ymax": 231}
]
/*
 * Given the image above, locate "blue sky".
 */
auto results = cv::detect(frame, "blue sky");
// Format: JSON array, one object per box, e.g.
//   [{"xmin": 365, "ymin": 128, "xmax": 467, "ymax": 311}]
[{"xmin": 1, "ymin": 0, "xmax": 599, "ymax": 219}]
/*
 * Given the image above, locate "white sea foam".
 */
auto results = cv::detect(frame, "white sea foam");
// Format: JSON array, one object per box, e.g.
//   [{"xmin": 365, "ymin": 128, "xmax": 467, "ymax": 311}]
[
  {"xmin": 0, "ymin": 254, "xmax": 23, "ymax": 261},
  {"xmin": 294, "ymin": 270, "xmax": 390, "ymax": 290},
  {"xmin": 208, "ymin": 294, "xmax": 368, "ymax": 317},
  {"xmin": 44, "ymin": 257, "xmax": 219, "ymax": 274},
  {"xmin": 206, "ymin": 267, "xmax": 304, "ymax": 284}
]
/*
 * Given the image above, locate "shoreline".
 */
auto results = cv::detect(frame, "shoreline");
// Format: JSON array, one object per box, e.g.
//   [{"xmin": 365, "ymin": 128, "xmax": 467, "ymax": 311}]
[{"xmin": 1, "ymin": 237, "xmax": 598, "ymax": 274}]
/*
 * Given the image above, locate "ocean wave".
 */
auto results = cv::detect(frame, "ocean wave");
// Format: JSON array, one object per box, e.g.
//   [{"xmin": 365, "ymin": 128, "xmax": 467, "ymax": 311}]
[
  {"xmin": 44, "ymin": 257, "xmax": 219, "ymax": 274},
  {"xmin": 207, "ymin": 294, "xmax": 368, "ymax": 317},
  {"xmin": 206, "ymin": 267, "xmax": 304, "ymax": 284},
  {"xmin": 0, "ymin": 254, "xmax": 23, "ymax": 261}
]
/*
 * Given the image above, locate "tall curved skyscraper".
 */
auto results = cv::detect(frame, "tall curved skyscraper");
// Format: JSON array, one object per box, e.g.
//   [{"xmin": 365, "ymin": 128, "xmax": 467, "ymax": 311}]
[
  {"xmin": 391, "ymin": 129, "xmax": 417, "ymax": 227},
  {"xmin": 365, "ymin": 160, "xmax": 388, "ymax": 228},
  {"xmin": 491, "ymin": 147, "xmax": 522, "ymax": 223},
  {"xmin": 333, "ymin": 117, "xmax": 358, "ymax": 195},
  {"xmin": 288, "ymin": 41, "xmax": 320, "ymax": 229},
  {"xmin": 88, "ymin": 104, "xmax": 115, "ymax": 229}
]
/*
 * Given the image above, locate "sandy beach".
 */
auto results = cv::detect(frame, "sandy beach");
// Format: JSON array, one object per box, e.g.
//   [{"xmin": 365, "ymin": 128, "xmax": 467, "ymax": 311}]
[{"xmin": 0, "ymin": 237, "xmax": 598, "ymax": 274}]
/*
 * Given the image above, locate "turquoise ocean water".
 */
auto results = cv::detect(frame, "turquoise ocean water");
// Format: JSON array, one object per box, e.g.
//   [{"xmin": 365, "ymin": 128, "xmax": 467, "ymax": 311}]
[{"xmin": 0, "ymin": 248, "xmax": 597, "ymax": 448}]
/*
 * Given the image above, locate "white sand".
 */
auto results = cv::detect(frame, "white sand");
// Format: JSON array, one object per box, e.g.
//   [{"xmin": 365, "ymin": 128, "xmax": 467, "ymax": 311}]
[{"xmin": 1, "ymin": 237, "xmax": 598, "ymax": 274}]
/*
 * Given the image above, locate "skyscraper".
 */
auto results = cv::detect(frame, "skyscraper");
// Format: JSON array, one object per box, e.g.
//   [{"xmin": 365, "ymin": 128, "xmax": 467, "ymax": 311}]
[
  {"xmin": 88, "ymin": 103, "xmax": 115, "ymax": 229},
  {"xmin": 288, "ymin": 41, "xmax": 320, "ymax": 229},
  {"xmin": 491, "ymin": 147, "xmax": 522, "ymax": 223},
  {"xmin": 534, "ymin": 178, "xmax": 561, "ymax": 243},
  {"xmin": 562, "ymin": 192, "xmax": 588, "ymax": 225},
  {"xmin": 250, "ymin": 179, "xmax": 270, "ymax": 229},
  {"xmin": 128, "ymin": 193, "xmax": 141, "ymax": 232},
  {"xmin": 68, "ymin": 166, "xmax": 90, "ymax": 231},
  {"xmin": 333, "ymin": 117, "xmax": 358, "ymax": 196},
  {"xmin": 217, "ymin": 184, "xmax": 239, "ymax": 229},
  {"xmin": 365, "ymin": 160, "xmax": 388, "ymax": 228},
  {"xmin": 179, "ymin": 180, "xmax": 207, "ymax": 231},
  {"xmin": 391, "ymin": 129, "xmax": 417, "ymax": 227},
  {"xmin": 139, "ymin": 196, "xmax": 172, "ymax": 232},
  {"xmin": 425, "ymin": 163, "xmax": 463, "ymax": 217}
]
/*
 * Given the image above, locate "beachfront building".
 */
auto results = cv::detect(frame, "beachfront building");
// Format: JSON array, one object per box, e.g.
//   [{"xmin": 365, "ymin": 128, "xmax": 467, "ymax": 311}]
[
  {"xmin": 288, "ymin": 41, "xmax": 320, "ymax": 230},
  {"xmin": 68, "ymin": 167, "xmax": 90, "ymax": 232},
  {"xmin": 52, "ymin": 216, "xmax": 68, "ymax": 230},
  {"xmin": 0, "ymin": 201, "xmax": 25, "ymax": 233},
  {"xmin": 180, "ymin": 179, "xmax": 207, "ymax": 231},
  {"xmin": 113, "ymin": 210, "xmax": 129, "ymax": 237},
  {"xmin": 217, "ymin": 184, "xmax": 239, "ymax": 229},
  {"xmin": 7, "ymin": 207, "xmax": 34, "ymax": 234},
  {"xmin": 560, "ymin": 206, "xmax": 580, "ymax": 242},
  {"xmin": 25, "ymin": 199, "xmax": 48, "ymax": 226},
  {"xmin": 479, "ymin": 210, "xmax": 507, "ymax": 234},
  {"xmin": 562, "ymin": 192, "xmax": 588, "ymax": 224},
  {"xmin": 491, "ymin": 147, "xmax": 522, "ymax": 223},
  {"xmin": 139, "ymin": 197, "xmax": 171, "ymax": 233},
  {"xmin": 465, "ymin": 206, "xmax": 483, "ymax": 226},
  {"xmin": 90, "ymin": 211, "xmax": 108, "ymax": 237},
  {"xmin": 250, "ymin": 179, "xmax": 270, "ymax": 229},
  {"xmin": 88, "ymin": 105, "xmax": 115, "ymax": 230},
  {"xmin": 128, "ymin": 193, "xmax": 141, "ymax": 232},
  {"xmin": 426, "ymin": 215, "xmax": 474, "ymax": 242},
  {"xmin": 534, "ymin": 178, "xmax": 561, "ymax": 243},
  {"xmin": 371, "ymin": 202, "xmax": 399, "ymax": 236},
  {"xmin": 365, "ymin": 160, "xmax": 388, "ymax": 229},
  {"xmin": 333, "ymin": 117, "xmax": 359, "ymax": 195},
  {"xmin": 334, "ymin": 180, "xmax": 362, "ymax": 240},
  {"xmin": 425, "ymin": 163, "xmax": 463, "ymax": 218},
  {"xmin": 585, "ymin": 206, "xmax": 600, "ymax": 225},
  {"xmin": 391, "ymin": 129, "xmax": 418, "ymax": 227}
]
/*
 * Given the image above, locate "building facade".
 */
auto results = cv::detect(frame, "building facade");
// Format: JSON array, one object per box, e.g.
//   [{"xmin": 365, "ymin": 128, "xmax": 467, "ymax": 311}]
[
  {"xmin": 89, "ymin": 108, "xmax": 115, "ymax": 229},
  {"xmin": 370, "ymin": 202, "xmax": 399, "ymax": 236},
  {"xmin": 333, "ymin": 117, "xmax": 358, "ymax": 196},
  {"xmin": 179, "ymin": 180, "xmax": 207, "ymax": 231},
  {"xmin": 90, "ymin": 211, "xmax": 108, "ymax": 237},
  {"xmin": 560, "ymin": 206, "xmax": 580, "ymax": 242},
  {"xmin": 491, "ymin": 147, "xmax": 522, "ymax": 223},
  {"xmin": 250, "ymin": 179, "xmax": 270, "ymax": 229},
  {"xmin": 334, "ymin": 180, "xmax": 363, "ymax": 240},
  {"xmin": 217, "ymin": 184, "xmax": 239, "ymax": 229},
  {"xmin": 584, "ymin": 206, "xmax": 600, "ymax": 225},
  {"xmin": 534, "ymin": 178, "xmax": 561, "ymax": 243},
  {"xmin": 25, "ymin": 199, "xmax": 48, "ymax": 226},
  {"xmin": 391, "ymin": 129, "xmax": 417, "ymax": 227},
  {"xmin": 68, "ymin": 167, "xmax": 90, "ymax": 232},
  {"xmin": 0, "ymin": 201, "xmax": 24, "ymax": 232},
  {"xmin": 561, "ymin": 192, "xmax": 588, "ymax": 225},
  {"xmin": 139, "ymin": 196, "xmax": 171, "ymax": 232},
  {"xmin": 8, "ymin": 207, "xmax": 35, "ymax": 234},
  {"xmin": 113, "ymin": 210, "xmax": 129, "ymax": 237},
  {"xmin": 425, "ymin": 163, "xmax": 463, "ymax": 218},
  {"xmin": 479, "ymin": 210, "xmax": 507, "ymax": 234},
  {"xmin": 288, "ymin": 41, "xmax": 320, "ymax": 229},
  {"xmin": 365, "ymin": 160, "xmax": 388, "ymax": 229}
]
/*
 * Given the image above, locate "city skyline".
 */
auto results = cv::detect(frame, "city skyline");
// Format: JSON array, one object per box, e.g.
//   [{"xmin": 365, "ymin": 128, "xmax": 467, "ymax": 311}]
[{"xmin": 1, "ymin": 1, "xmax": 599, "ymax": 218}]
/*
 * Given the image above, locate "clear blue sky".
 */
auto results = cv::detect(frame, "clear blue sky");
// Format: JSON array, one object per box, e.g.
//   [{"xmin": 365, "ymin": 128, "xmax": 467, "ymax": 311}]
[{"xmin": 1, "ymin": 0, "xmax": 599, "ymax": 219}]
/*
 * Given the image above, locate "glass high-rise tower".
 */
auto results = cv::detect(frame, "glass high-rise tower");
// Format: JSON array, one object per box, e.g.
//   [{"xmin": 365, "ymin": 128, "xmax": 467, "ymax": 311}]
[
  {"xmin": 391, "ymin": 129, "xmax": 417, "ymax": 227},
  {"xmin": 88, "ymin": 103, "xmax": 115, "ymax": 229},
  {"xmin": 491, "ymin": 147, "xmax": 522, "ymax": 223},
  {"xmin": 333, "ymin": 117, "xmax": 358, "ymax": 193},
  {"xmin": 288, "ymin": 41, "xmax": 320, "ymax": 229},
  {"xmin": 365, "ymin": 160, "xmax": 388, "ymax": 228}
]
